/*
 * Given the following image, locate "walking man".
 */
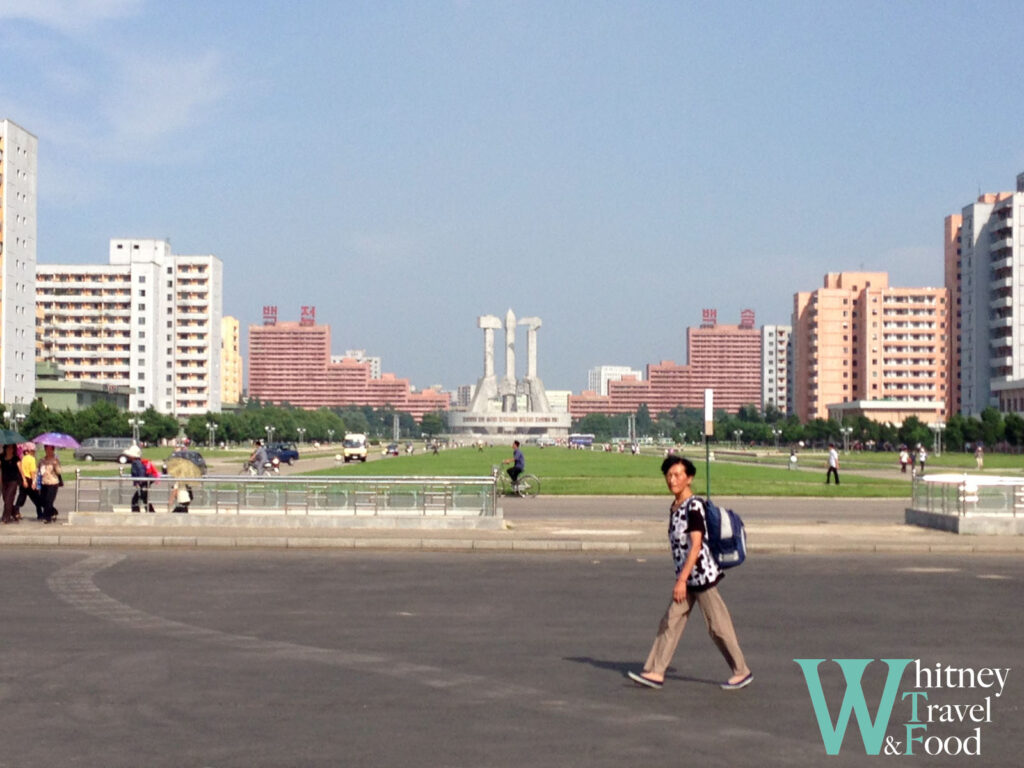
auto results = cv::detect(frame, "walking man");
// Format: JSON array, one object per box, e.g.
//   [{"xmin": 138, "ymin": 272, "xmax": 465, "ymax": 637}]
[
  {"xmin": 628, "ymin": 455, "xmax": 752, "ymax": 691},
  {"xmin": 826, "ymin": 443, "xmax": 840, "ymax": 485}
]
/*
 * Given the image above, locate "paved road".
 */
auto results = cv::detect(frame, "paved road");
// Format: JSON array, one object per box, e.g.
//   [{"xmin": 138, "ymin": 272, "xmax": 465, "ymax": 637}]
[{"xmin": 0, "ymin": 549, "xmax": 1019, "ymax": 767}]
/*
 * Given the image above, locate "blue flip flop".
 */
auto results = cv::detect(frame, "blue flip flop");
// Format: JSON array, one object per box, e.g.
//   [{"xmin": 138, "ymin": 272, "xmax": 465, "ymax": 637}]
[
  {"xmin": 721, "ymin": 672, "xmax": 753, "ymax": 691},
  {"xmin": 627, "ymin": 671, "xmax": 663, "ymax": 689}
]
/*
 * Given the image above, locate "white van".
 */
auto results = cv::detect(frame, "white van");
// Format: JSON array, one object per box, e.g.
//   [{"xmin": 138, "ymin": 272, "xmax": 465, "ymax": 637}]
[{"xmin": 342, "ymin": 433, "xmax": 368, "ymax": 463}]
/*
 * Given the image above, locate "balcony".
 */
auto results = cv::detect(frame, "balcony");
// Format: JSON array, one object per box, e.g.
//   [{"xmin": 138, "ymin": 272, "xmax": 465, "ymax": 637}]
[
  {"xmin": 990, "ymin": 234, "xmax": 1014, "ymax": 251},
  {"xmin": 990, "ymin": 296, "xmax": 1013, "ymax": 310},
  {"xmin": 989, "ymin": 276, "xmax": 1013, "ymax": 291},
  {"xmin": 990, "ymin": 254, "xmax": 1013, "ymax": 271},
  {"xmin": 991, "ymin": 315, "xmax": 1013, "ymax": 329}
]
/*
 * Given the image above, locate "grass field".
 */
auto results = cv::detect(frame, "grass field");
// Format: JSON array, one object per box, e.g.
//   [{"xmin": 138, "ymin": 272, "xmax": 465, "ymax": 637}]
[{"xmin": 309, "ymin": 446, "xmax": 910, "ymax": 497}]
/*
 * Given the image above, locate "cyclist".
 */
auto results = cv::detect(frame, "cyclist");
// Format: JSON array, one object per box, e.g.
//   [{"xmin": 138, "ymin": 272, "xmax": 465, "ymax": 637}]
[
  {"xmin": 248, "ymin": 440, "xmax": 270, "ymax": 475},
  {"xmin": 502, "ymin": 440, "xmax": 525, "ymax": 491}
]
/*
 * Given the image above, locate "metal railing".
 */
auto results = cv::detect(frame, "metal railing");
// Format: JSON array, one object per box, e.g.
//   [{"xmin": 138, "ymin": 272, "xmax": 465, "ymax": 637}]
[
  {"xmin": 911, "ymin": 473, "xmax": 1024, "ymax": 518},
  {"xmin": 73, "ymin": 471, "xmax": 499, "ymax": 518}
]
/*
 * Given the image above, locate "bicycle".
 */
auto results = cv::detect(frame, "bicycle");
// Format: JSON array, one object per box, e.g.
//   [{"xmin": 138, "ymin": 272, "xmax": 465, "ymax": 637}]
[{"xmin": 492, "ymin": 464, "xmax": 540, "ymax": 498}]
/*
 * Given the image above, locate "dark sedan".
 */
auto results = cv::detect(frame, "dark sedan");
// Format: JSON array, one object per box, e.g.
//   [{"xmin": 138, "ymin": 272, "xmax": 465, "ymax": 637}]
[
  {"xmin": 163, "ymin": 449, "xmax": 208, "ymax": 475},
  {"xmin": 267, "ymin": 442, "xmax": 300, "ymax": 465}
]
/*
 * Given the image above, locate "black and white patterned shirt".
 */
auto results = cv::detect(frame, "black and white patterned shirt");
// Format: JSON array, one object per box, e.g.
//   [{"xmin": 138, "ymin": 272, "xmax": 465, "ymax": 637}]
[{"xmin": 669, "ymin": 496, "xmax": 723, "ymax": 591}]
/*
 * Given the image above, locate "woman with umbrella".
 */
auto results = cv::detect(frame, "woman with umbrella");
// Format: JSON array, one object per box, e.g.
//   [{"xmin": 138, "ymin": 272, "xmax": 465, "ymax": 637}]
[
  {"xmin": 165, "ymin": 455, "xmax": 203, "ymax": 513},
  {"xmin": 31, "ymin": 433, "xmax": 79, "ymax": 523},
  {"xmin": 37, "ymin": 444, "xmax": 63, "ymax": 523}
]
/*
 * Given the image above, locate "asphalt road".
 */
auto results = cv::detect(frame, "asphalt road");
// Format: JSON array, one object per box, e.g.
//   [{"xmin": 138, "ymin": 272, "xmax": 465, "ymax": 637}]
[{"xmin": 1, "ymin": 549, "xmax": 1020, "ymax": 767}]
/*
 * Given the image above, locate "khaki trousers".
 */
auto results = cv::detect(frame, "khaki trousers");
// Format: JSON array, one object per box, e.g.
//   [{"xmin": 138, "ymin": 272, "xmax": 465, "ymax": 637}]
[{"xmin": 643, "ymin": 585, "xmax": 749, "ymax": 678}]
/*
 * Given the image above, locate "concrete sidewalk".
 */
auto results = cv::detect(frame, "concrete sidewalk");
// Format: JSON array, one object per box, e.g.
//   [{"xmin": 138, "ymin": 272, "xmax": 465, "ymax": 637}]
[{"xmin": 1, "ymin": 495, "xmax": 1021, "ymax": 553}]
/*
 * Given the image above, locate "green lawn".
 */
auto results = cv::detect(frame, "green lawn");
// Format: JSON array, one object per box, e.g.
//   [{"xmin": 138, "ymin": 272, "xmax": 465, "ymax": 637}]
[{"xmin": 309, "ymin": 446, "xmax": 909, "ymax": 497}]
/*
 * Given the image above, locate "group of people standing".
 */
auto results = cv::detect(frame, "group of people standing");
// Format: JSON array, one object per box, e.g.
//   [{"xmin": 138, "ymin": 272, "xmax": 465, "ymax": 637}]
[
  {"xmin": 0, "ymin": 442, "xmax": 63, "ymax": 524},
  {"xmin": 898, "ymin": 445, "xmax": 929, "ymax": 475}
]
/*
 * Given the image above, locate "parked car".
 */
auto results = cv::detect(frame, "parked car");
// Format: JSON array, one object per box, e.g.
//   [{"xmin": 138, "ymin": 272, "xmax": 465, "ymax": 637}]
[
  {"xmin": 165, "ymin": 449, "xmax": 208, "ymax": 475},
  {"xmin": 266, "ymin": 442, "xmax": 299, "ymax": 465},
  {"xmin": 74, "ymin": 437, "xmax": 136, "ymax": 462},
  {"xmin": 384, "ymin": 443, "xmax": 400, "ymax": 456}
]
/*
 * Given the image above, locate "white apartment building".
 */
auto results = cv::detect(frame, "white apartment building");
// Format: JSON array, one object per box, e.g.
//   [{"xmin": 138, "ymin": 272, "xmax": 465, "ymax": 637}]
[
  {"xmin": 946, "ymin": 174, "xmax": 1024, "ymax": 416},
  {"xmin": 587, "ymin": 365, "xmax": 643, "ymax": 396},
  {"xmin": 761, "ymin": 324, "xmax": 791, "ymax": 414},
  {"xmin": 0, "ymin": 119, "xmax": 38, "ymax": 408},
  {"xmin": 36, "ymin": 238, "xmax": 223, "ymax": 416},
  {"xmin": 339, "ymin": 349, "xmax": 382, "ymax": 379}
]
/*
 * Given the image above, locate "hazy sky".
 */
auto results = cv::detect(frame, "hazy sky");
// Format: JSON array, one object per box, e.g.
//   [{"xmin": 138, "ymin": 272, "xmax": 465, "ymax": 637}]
[{"xmin": 3, "ymin": 1, "xmax": 1024, "ymax": 393}]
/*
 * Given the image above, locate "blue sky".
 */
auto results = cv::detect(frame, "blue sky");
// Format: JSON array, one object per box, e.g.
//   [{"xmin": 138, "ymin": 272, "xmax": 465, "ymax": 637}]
[{"xmin": 3, "ymin": 1, "xmax": 1024, "ymax": 393}]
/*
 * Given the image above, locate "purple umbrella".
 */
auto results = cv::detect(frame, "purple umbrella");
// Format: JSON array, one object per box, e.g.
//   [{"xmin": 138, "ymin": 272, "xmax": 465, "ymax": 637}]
[{"xmin": 32, "ymin": 432, "xmax": 81, "ymax": 449}]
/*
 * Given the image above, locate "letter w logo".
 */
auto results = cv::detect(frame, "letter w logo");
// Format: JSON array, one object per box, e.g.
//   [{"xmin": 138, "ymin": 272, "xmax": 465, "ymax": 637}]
[{"xmin": 794, "ymin": 659, "xmax": 912, "ymax": 755}]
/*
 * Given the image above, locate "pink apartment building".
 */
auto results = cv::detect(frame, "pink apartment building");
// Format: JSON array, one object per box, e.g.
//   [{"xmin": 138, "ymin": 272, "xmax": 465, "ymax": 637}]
[
  {"xmin": 792, "ymin": 272, "xmax": 949, "ymax": 423},
  {"xmin": 247, "ymin": 311, "xmax": 449, "ymax": 421},
  {"xmin": 568, "ymin": 310, "xmax": 763, "ymax": 417}
]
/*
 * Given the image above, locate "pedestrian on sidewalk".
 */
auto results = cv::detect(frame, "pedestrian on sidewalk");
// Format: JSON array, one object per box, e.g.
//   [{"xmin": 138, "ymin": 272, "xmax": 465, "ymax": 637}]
[
  {"xmin": 627, "ymin": 455, "xmax": 752, "ymax": 692},
  {"xmin": 38, "ymin": 444, "xmax": 63, "ymax": 523},
  {"xmin": 126, "ymin": 444, "xmax": 153, "ymax": 512},
  {"xmin": 826, "ymin": 443, "xmax": 840, "ymax": 485},
  {"xmin": 917, "ymin": 445, "xmax": 928, "ymax": 476},
  {"xmin": 0, "ymin": 444, "xmax": 21, "ymax": 524},
  {"xmin": 14, "ymin": 442, "xmax": 42, "ymax": 520}
]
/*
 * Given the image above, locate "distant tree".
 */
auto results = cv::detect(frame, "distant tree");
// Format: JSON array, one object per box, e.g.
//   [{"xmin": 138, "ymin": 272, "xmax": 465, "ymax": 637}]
[
  {"xmin": 944, "ymin": 414, "xmax": 967, "ymax": 453},
  {"xmin": 72, "ymin": 401, "xmax": 130, "ymax": 440},
  {"xmin": 961, "ymin": 415, "xmax": 983, "ymax": 446},
  {"xmin": 763, "ymin": 403, "xmax": 783, "ymax": 424},
  {"xmin": 1004, "ymin": 413, "xmax": 1024, "ymax": 448},
  {"xmin": 420, "ymin": 412, "xmax": 445, "ymax": 438},
  {"xmin": 635, "ymin": 404, "xmax": 652, "ymax": 437},
  {"xmin": 980, "ymin": 407, "xmax": 1005, "ymax": 447},
  {"xmin": 898, "ymin": 416, "xmax": 931, "ymax": 450},
  {"xmin": 21, "ymin": 398, "xmax": 65, "ymax": 438},
  {"xmin": 736, "ymin": 404, "xmax": 762, "ymax": 423},
  {"xmin": 576, "ymin": 413, "xmax": 613, "ymax": 441}
]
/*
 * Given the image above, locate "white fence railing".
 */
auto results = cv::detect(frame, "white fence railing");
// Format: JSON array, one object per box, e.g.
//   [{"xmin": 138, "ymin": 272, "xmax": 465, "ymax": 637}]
[
  {"xmin": 911, "ymin": 473, "xmax": 1024, "ymax": 518},
  {"xmin": 72, "ymin": 472, "xmax": 499, "ymax": 518}
]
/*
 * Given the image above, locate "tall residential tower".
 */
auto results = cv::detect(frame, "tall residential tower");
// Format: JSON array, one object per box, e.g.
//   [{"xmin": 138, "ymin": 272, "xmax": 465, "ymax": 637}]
[
  {"xmin": 945, "ymin": 174, "xmax": 1024, "ymax": 415},
  {"xmin": 36, "ymin": 238, "xmax": 223, "ymax": 415},
  {"xmin": 0, "ymin": 119, "xmax": 38, "ymax": 408},
  {"xmin": 792, "ymin": 272, "xmax": 949, "ymax": 424}
]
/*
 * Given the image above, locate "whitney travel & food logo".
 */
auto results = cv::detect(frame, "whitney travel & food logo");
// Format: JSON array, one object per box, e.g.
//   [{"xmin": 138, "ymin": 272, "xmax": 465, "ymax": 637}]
[{"xmin": 794, "ymin": 659, "xmax": 1010, "ymax": 757}]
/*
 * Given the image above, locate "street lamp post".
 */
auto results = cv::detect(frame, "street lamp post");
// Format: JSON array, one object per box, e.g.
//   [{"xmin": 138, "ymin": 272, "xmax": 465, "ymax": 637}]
[
  {"xmin": 206, "ymin": 421, "xmax": 218, "ymax": 448},
  {"xmin": 327, "ymin": 429, "xmax": 335, "ymax": 444},
  {"xmin": 840, "ymin": 426, "xmax": 853, "ymax": 454},
  {"xmin": 772, "ymin": 427, "xmax": 782, "ymax": 451},
  {"xmin": 734, "ymin": 429, "xmax": 743, "ymax": 449},
  {"xmin": 930, "ymin": 421, "xmax": 946, "ymax": 457},
  {"xmin": 128, "ymin": 417, "xmax": 145, "ymax": 444},
  {"xmin": 296, "ymin": 427, "xmax": 306, "ymax": 444},
  {"xmin": 265, "ymin": 425, "xmax": 275, "ymax": 445}
]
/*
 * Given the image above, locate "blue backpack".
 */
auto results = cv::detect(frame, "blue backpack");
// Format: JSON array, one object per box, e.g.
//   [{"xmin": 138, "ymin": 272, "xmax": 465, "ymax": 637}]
[{"xmin": 700, "ymin": 498, "xmax": 748, "ymax": 569}]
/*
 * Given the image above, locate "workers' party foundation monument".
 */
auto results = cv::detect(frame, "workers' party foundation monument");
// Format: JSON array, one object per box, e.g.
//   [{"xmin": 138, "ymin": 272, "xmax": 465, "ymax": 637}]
[{"xmin": 448, "ymin": 309, "xmax": 571, "ymax": 438}]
